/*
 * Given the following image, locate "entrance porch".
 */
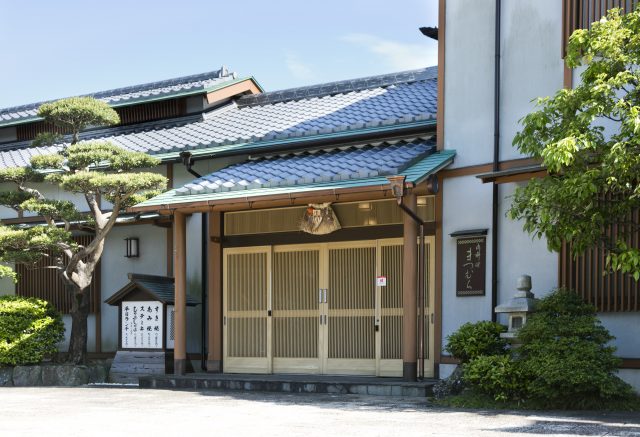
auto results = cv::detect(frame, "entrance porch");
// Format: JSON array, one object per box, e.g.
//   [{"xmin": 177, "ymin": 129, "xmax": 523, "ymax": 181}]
[{"xmin": 130, "ymin": 139, "xmax": 455, "ymax": 381}]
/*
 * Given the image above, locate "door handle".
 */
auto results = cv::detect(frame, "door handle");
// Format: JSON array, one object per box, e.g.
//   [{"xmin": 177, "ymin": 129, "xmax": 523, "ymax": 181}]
[
  {"xmin": 323, "ymin": 289, "xmax": 327, "ymax": 303},
  {"xmin": 319, "ymin": 289, "xmax": 323, "ymax": 303}
]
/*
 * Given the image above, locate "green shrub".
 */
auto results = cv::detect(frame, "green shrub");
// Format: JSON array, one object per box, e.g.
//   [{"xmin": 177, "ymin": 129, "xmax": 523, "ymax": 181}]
[
  {"xmin": 444, "ymin": 321, "xmax": 508, "ymax": 363},
  {"xmin": 0, "ymin": 295, "xmax": 65, "ymax": 365},
  {"xmin": 463, "ymin": 355, "xmax": 523, "ymax": 402},
  {"xmin": 517, "ymin": 289, "xmax": 635, "ymax": 409}
]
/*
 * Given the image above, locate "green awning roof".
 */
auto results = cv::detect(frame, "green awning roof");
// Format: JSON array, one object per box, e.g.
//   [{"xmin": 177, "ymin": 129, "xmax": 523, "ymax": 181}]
[{"xmin": 132, "ymin": 149, "xmax": 455, "ymax": 211}]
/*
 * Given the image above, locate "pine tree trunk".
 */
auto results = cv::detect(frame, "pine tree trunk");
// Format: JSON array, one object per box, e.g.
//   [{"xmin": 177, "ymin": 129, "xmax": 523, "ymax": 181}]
[{"xmin": 68, "ymin": 285, "xmax": 90, "ymax": 364}]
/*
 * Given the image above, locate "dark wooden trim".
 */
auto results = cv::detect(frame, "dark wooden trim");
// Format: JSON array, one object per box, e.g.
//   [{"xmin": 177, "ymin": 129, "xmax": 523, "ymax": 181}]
[
  {"xmin": 95, "ymin": 256, "xmax": 102, "ymax": 353},
  {"xmin": 620, "ymin": 358, "xmax": 640, "ymax": 369},
  {"xmin": 205, "ymin": 79, "xmax": 261, "ymax": 105},
  {"xmin": 166, "ymin": 163, "xmax": 174, "ymax": 190},
  {"xmin": 440, "ymin": 158, "xmax": 542, "ymax": 180},
  {"xmin": 499, "ymin": 157, "xmax": 541, "ymax": 171},
  {"xmin": 436, "ymin": 0, "xmax": 446, "ymax": 151},
  {"xmin": 434, "ymin": 180, "xmax": 444, "ymax": 375},
  {"xmin": 221, "ymin": 224, "xmax": 433, "ymax": 248},
  {"xmin": 207, "ymin": 211, "xmax": 223, "ymax": 371},
  {"xmin": 490, "ymin": 170, "xmax": 547, "ymax": 184},
  {"xmin": 439, "ymin": 355, "xmax": 460, "ymax": 365},
  {"xmin": 166, "ymin": 226, "xmax": 174, "ymax": 277},
  {"xmin": 87, "ymin": 352, "xmax": 116, "ymax": 359},
  {"xmin": 441, "ymin": 163, "xmax": 494, "ymax": 179}
]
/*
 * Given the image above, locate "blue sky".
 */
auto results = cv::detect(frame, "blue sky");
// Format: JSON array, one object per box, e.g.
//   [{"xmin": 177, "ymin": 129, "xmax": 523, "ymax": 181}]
[{"xmin": 0, "ymin": 0, "xmax": 438, "ymax": 108}]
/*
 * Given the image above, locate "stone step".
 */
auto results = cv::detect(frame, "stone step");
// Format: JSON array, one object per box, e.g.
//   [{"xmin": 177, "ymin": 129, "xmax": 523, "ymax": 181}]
[{"xmin": 139, "ymin": 374, "xmax": 435, "ymax": 398}]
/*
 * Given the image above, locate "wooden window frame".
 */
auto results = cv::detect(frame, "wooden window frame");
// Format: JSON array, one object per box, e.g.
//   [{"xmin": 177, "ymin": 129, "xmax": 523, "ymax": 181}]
[{"xmin": 15, "ymin": 234, "xmax": 101, "ymax": 314}]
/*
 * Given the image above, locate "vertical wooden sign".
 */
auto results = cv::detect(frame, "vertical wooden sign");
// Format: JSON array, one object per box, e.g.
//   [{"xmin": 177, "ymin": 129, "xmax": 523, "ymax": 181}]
[{"xmin": 456, "ymin": 237, "xmax": 486, "ymax": 296}]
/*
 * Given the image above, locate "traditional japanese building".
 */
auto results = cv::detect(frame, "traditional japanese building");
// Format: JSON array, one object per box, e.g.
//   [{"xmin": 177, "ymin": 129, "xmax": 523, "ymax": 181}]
[{"xmin": 1, "ymin": 0, "xmax": 639, "ymax": 389}]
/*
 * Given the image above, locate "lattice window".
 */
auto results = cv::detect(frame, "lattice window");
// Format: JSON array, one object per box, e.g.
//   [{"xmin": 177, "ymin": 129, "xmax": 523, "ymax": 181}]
[
  {"xmin": 559, "ymin": 223, "xmax": 640, "ymax": 312},
  {"xmin": 15, "ymin": 235, "xmax": 101, "ymax": 314},
  {"xmin": 563, "ymin": 0, "xmax": 640, "ymax": 56}
]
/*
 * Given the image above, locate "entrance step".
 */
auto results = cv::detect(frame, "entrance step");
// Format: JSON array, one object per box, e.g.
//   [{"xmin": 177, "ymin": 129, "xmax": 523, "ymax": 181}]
[
  {"xmin": 109, "ymin": 351, "xmax": 170, "ymax": 384},
  {"xmin": 138, "ymin": 373, "xmax": 437, "ymax": 397}
]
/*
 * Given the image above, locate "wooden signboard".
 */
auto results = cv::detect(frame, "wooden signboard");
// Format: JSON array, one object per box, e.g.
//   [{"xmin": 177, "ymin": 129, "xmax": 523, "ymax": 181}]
[
  {"xmin": 456, "ymin": 237, "xmax": 486, "ymax": 296},
  {"xmin": 121, "ymin": 301, "xmax": 163, "ymax": 349}
]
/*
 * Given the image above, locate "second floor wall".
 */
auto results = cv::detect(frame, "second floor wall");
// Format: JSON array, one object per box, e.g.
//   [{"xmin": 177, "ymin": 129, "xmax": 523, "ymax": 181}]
[{"xmin": 443, "ymin": 0, "xmax": 565, "ymax": 167}]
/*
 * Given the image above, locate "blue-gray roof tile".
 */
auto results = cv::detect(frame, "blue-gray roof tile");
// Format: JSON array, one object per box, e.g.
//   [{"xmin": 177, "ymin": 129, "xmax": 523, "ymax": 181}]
[
  {"xmin": 0, "ymin": 66, "xmax": 236, "ymax": 127},
  {"xmin": 0, "ymin": 67, "xmax": 437, "ymax": 169},
  {"xmin": 174, "ymin": 138, "xmax": 435, "ymax": 196}
]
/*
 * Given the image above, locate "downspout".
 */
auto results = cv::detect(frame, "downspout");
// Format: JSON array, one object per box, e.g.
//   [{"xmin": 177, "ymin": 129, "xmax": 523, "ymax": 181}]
[
  {"xmin": 179, "ymin": 151, "xmax": 208, "ymax": 370},
  {"xmin": 491, "ymin": 0, "xmax": 501, "ymax": 322}
]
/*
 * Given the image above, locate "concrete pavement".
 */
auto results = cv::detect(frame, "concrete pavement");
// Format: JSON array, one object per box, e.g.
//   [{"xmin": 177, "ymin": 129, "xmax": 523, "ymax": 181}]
[{"xmin": 0, "ymin": 387, "xmax": 639, "ymax": 436}]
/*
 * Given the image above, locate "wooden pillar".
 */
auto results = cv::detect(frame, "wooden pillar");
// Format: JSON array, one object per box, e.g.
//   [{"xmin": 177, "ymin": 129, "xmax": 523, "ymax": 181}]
[
  {"xmin": 207, "ymin": 211, "xmax": 223, "ymax": 372},
  {"xmin": 173, "ymin": 211, "xmax": 187, "ymax": 375},
  {"xmin": 402, "ymin": 192, "xmax": 418, "ymax": 380}
]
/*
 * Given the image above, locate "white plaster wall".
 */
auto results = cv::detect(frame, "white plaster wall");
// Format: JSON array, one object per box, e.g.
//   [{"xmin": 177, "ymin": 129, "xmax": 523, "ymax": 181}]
[
  {"xmin": 599, "ymin": 313, "xmax": 640, "ymax": 358},
  {"xmin": 0, "ymin": 263, "xmax": 16, "ymax": 296},
  {"xmin": 497, "ymin": 183, "xmax": 558, "ymax": 310},
  {"xmin": 445, "ymin": 0, "xmax": 565, "ymax": 167},
  {"xmin": 499, "ymin": 0, "xmax": 565, "ymax": 162},
  {"xmin": 618, "ymin": 370, "xmax": 640, "ymax": 393},
  {"xmin": 439, "ymin": 363, "xmax": 457, "ymax": 380},
  {"xmin": 58, "ymin": 314, "xmax": 96, "ymax": 353},
  {"xmin": 100, "ymin": 223, "xmax": 168, "ymax": 352},
  {"xmin": 443, "ymin": 0, "xmax": 495, "ymax": 168},
  {"xmin": 441, "ymin": 176, "xmax": 494, "ymax": 350}
]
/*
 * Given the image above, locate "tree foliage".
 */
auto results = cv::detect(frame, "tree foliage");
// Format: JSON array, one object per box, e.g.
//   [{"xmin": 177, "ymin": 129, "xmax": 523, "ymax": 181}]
[
  {"xmin": 38, "ymin": 97, "xmax": 120, "ymax": 144},
  {"xmin": 509, "ymin": 8, "xmax": 640, "ymax": 278},
  {"xmin": 516, "ymin": 289, "xmax": 634, "ymax": 409},
  {"xmin": 0, "ymin": 296, "xmax": 65, "ymax": 365},
  {"xmin": 0, "ymin": 97, "xmax": 166, "ymax": 363}
]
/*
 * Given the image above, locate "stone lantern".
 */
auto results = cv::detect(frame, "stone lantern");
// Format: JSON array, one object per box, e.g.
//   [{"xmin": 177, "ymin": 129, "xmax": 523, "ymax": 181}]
[{"xmin": 494, "ymin": 275, "xmax": 538, "ymax": 340}]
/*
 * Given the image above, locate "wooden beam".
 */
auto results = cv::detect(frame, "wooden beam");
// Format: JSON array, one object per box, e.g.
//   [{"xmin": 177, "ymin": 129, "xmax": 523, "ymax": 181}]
[
  {"xmin": 436, "ymin": 0, "xmax": 446, "ymax": 151},
  {"xmin": 434, "ymin": 181, "xmax": 443, "ymax": 376},
  {"xmin": 206, "ymin": 79, "xmax": 261, "ymax": 105},
  {"xmin": 173, "ymin": 211, "xmax": 187, "ymax": 375},
  {"xmin": 402, "ymin": 192, "xmax": 418, "ymax": 380},
  {"xmin": 207, "ymin": 211, "xmax": 223, "ymax": 372}
]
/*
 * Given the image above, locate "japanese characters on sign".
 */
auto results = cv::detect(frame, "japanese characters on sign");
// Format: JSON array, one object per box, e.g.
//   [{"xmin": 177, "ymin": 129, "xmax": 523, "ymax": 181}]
[
  {"xmin": 456, "ymin": 237, "xmax": 486, "ymax": 296},
  {"xmin": 121, "ymin": 301, "xmax": 163, "ymax": 349}
]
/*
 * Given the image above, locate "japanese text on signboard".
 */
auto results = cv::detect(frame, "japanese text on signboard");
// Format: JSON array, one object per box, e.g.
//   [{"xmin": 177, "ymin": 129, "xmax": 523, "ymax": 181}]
[
  {"xmin": 121, "ymin": 301, "xmax": 163, "ymax": 349},
  {"xmin": 456, "ymin": 237, "xmax": 486, "ymax": 296}
]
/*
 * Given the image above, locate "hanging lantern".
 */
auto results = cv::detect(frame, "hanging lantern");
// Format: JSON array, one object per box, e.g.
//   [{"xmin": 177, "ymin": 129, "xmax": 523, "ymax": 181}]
[
  {"xmin": 125, "ymin": 237, "xmax": 140, "ymax": 258},
  {"xmin": 299, "ymin": 203, "xmax": 341, "ymax": 235}
]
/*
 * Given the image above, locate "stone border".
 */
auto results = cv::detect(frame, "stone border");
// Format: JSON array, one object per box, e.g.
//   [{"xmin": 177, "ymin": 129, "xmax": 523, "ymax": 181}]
[{"xmin": 0, "ymin": 362, "xmax": 111, "ymax": 387}]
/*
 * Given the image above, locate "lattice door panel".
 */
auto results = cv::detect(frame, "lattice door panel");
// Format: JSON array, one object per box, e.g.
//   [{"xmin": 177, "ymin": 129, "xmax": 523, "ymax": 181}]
[
  {"xmin": 380, "ymin": 243, "xmax": 403, "ymax": 360},
  {"xmin": 326, "ymin": 244, "xmax": 376, "ymax": 375},
  {"xmin": 272, "ymin": 249, "xmax": 320, "ymax": 372},
  {"xmin": 421, "ymin": 237, "xmax": 435, "ymax": 377},
  {"xmin": 224, "ymin": 249, "xmax": 271, "ymax": 373}
]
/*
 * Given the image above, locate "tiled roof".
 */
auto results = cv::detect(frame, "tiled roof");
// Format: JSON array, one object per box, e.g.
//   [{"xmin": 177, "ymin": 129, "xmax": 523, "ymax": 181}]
[
  {"xmin": 236, "ymin": 67, "xmax": 436, "ymax": 107},
  {"xmin": 133, "ymin": 146, "xmax": 455, "ymax": 210},
  {"xmin": 105, "ymin": 274, "xmax": 199, "ymax": 306},
  {"xmin": 0, "ymin": 66, "xmax": 237, "ymax": 127},
  {"xmin": 176, "ymin": 138, "xmax": 434, "ymax": 196},
  {"xmin": 0, "ymin": 67, "xmax": 437, "ymax": 169}
]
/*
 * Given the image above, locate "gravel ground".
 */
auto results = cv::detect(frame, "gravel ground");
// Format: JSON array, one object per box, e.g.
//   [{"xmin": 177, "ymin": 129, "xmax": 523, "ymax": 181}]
[{"xmin": 0, "ymin": 387, "xmax": 639, "ymax": 437}]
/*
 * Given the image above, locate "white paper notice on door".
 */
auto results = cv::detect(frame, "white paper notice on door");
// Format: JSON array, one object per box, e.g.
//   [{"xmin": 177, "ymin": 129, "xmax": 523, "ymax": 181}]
[{"xmin": 376, "ymin": 276, "xmax": 387, "ymax": 287}]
